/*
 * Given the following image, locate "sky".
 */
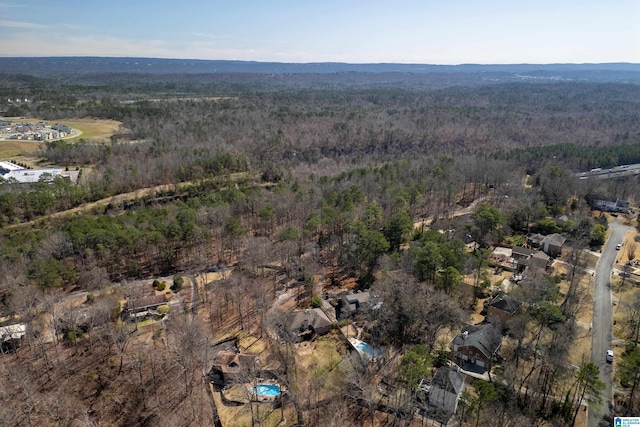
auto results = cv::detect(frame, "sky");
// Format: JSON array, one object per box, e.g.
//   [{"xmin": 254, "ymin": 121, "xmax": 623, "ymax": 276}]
[{"xmin": 0, "ymin": 0, "xmax": 638, "ymax": 64}]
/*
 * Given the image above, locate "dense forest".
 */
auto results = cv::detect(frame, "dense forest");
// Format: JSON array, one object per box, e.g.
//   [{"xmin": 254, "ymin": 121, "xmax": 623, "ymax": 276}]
[{"xmin": 0, "ymin": 60, "xmax": 639, "ymax": 426}]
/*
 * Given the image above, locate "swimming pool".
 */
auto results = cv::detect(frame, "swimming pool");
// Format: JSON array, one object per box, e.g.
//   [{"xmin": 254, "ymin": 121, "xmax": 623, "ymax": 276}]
[
  {"xmin": 252, "ymin": 384, "xmax": 281, "ymax": 397},
  {"xmin": 356, "ymin": 341, "xmax": 382, "ymax": 359}
]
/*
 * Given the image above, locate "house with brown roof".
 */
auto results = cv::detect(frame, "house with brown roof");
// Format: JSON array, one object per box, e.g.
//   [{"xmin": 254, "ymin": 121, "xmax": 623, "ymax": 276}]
[
  {"xmin": 518, "ymin": 265, "xmax": 548, "ymax": 288},
  {"xmin": 486, "ymin": 295, "xmax": 519, "ymax": 328},
  {"xmin": 208, "ymin": 350, "xmax": 258, "ymax": 388},
  {"xmin": 284, "ymin": 308, "xmax": 332, "ymax": 341},
  {"xmin": 531, "ymin": 251, "xmax": 551, "ymax": 270}
]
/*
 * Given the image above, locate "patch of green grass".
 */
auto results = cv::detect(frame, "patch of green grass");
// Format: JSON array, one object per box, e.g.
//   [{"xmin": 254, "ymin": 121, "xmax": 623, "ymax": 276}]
[{"xmin": 134, "ymin": 318, "xmax": 156, "ymax": 328}]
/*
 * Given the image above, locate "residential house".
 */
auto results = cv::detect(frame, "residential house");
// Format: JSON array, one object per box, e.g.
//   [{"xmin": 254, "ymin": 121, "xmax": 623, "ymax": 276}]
[
  {"xmin": 527, "ymin": 233, "xmax": 545, "ymax": 249},
  {"xmin": 541, "ymin": 233, "xmax": 566, "ymax": 257},
  {"xmin": 491, "ymin": 247, "xmax": 512, "ymax": 264},
  {"xmin": 531, "ymin": 251, "xmax": 551, "ymax": 270},
  {"xmin": 124, "ymin": 294, "xmax": 167, "ymax": 321},
  {"xmin": 336, "ymin": 291, "xmax": 371, "ymax": 320},
  {"xmin": 417, "ymin": 367, "xmax": 465, "ymax": 422},
  {"xmin": 57, "ymin": 304, "xmax": 113, "ymax": 336},
  {"xmin": 451, "ymin": 324, "xmax": 502, "ymax": 372},
  {"xmin": 208, "ymin": 350, "xmax": 258, "ymax": 388},
  {"xmin": 284, "ymin": 308, "xmax": 332, "ymax": 341},
  {"xmin": 486, "ymin": 295, "xmax": 519, "ymax": 328},
  {"xmin": 511, "ymin": 246, "xmax": 536, "ymax": 271},
  {"xmin": 51, "ymin": 123, "xmax": 71, "ymax": 133},
  {"xmin": 592, "ymin": 197, "xmax": 631, "ymax": 213},
  {"xmin": 518, "ymin": 265, "xmax": 548, "ymax": 288}
]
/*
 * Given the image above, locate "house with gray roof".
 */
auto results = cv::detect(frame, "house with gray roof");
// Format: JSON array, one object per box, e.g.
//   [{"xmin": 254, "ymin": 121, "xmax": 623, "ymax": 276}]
[
  {"xmin": 336, "ymin": 291, "xmax": 372, "ymax": 320},
  {"xmin": 124, "ymin": 294, "xmax": 167, "ymax": 321},
  {"xmin": 417, "ymin": 367, "xmax": 466, "ymax": 422},
  {"xmin": 541, "ymin": 233, "xmax": 566, "ymax": 257},
  {"xmin": 451, "ymin": 324, "xmax": 502, "ymax": 373},
  {"xmin": 527, "ymin": 233, "xmax": 545, "ymax": 249},
  {"xmin": 511, "ymin": 246, "xmax": 537, "ymax": 271},
  {"xmin": 592, "ymin": 197, "xmax": 630, "ymax": 213}
]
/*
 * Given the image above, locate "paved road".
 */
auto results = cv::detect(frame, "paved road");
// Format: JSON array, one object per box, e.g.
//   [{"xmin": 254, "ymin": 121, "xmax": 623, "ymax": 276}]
[
  {"xmin": 589, "ymin": 220, "xmax": 630, "ymax": 427},
  {"xmin": 577, "ymin": 163, "xmax": 640, "ymax": 180}
]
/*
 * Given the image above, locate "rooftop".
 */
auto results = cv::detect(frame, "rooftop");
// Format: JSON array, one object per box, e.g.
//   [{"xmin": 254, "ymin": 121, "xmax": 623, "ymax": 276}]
[
  {"xmin": 0, "ymin": 323, "xmax": 26, "ymax": 341},
  {"xmin": 452, "ymin": 324, "xmax": 502, "ymax": 359},
  {"xmin": 431, "ymin": 367, "xmax": 464, "ymax": 395},
  {"xmin": 286, "ymin": 308, "xmax": 332, "ymax": 332}
]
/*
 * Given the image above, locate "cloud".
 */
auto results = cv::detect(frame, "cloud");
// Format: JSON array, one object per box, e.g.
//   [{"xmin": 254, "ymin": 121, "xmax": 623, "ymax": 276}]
[
  {"xmin": 0, "ymin": 32, "xmax": 179, "ymax": 58},
  {"xmin": 58, "ymin": 23, "xmax": 85, "ymax": 31},
  {"xmin": 0, "ymin": 19, "xmax": 47, "ymax": 30},
  {"xmin": 190, "ymin": 32, "xmax": 217, "ymax": 40}
]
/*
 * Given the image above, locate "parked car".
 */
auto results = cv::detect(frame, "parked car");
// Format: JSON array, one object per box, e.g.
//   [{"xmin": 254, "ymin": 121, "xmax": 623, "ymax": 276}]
[
  {"xmin": 616, "ymin": 244, "xmax": 622, "ymax": 250},
  {"xmin": 606, "ymin": 349, "xmax": 614, "ymax": 364}
]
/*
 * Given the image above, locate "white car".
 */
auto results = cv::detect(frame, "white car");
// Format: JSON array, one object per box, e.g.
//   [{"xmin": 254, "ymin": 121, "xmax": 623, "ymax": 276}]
[
  {"xmin": 606, "ymin": 349, "xmax": 614, "ymax": 363},
  {"xmin": 616, "ymin": 244, "xmax": 622, "ymax": 250}
]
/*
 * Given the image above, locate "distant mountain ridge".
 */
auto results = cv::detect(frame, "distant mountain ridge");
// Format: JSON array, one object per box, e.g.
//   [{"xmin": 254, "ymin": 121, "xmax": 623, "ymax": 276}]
[{"xmin": 0, "ymin": 57, "xmax": 639, "ymax": 80}]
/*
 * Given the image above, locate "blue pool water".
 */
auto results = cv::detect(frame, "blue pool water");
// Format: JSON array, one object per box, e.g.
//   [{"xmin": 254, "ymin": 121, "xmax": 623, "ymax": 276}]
[
  {"xmin": 356, "ymin": 341, "xmax": 382, "ymax": 358},
  {"xmin": 253, "ymin": 384, "xmax": 281, "ymax": 396}
]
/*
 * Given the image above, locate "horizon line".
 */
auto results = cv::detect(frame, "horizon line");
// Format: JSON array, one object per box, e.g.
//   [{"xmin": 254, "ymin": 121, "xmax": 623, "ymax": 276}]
[{"xmin": 0, "ymin": 55, "xmax": 639, "ymax": 67}]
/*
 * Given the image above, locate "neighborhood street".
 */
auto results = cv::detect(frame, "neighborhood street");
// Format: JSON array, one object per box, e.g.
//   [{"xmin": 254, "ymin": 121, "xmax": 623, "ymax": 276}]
[{"xmin": 589, "ymin": 219, "xmax": 630, "ymax": 427}]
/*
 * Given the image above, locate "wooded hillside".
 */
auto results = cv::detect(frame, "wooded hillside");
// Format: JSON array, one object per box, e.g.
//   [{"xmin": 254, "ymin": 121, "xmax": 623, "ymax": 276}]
[{"xmin": 0, "ymin": 62, "xmax": 639, "ymax": 426}]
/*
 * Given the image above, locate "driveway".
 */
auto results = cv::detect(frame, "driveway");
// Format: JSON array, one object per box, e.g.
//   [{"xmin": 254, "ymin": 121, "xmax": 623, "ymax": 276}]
[{"xmin": 589, "ymin": 220, "xmax": 631, "ymax": 427}]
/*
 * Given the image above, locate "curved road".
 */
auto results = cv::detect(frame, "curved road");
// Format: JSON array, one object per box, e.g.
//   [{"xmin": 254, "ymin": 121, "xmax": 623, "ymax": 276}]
[{"xmin": 589, "ymin": 220, "xmax": 630, "ymax": 427}]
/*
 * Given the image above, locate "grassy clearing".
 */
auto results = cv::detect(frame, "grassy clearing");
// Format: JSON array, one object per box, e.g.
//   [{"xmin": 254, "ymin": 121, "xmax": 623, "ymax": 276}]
[
  {"xmin": 230, "ymin": 329, "xmax": 266, "ymax": 354},
  {"xmin": 295, "ymin": 334, "xmax": 347, "ymax": 401},
  {"xmin": 62, "ymin": 118, "xmax": 122, "ymax": 142},
  {"xmin": 0, "ymin": 139, "xmax": 40, "ymax": 160}
]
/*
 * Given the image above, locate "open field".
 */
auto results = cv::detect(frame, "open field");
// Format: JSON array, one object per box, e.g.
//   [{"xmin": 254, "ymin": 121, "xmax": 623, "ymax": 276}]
[
  {"xmin": 55, "ymin": 117, "xmax": 122, "ymax": 142},
  {"xmin": 0, "ymin": 139, "xmax": 40, "ymax": 160}
]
